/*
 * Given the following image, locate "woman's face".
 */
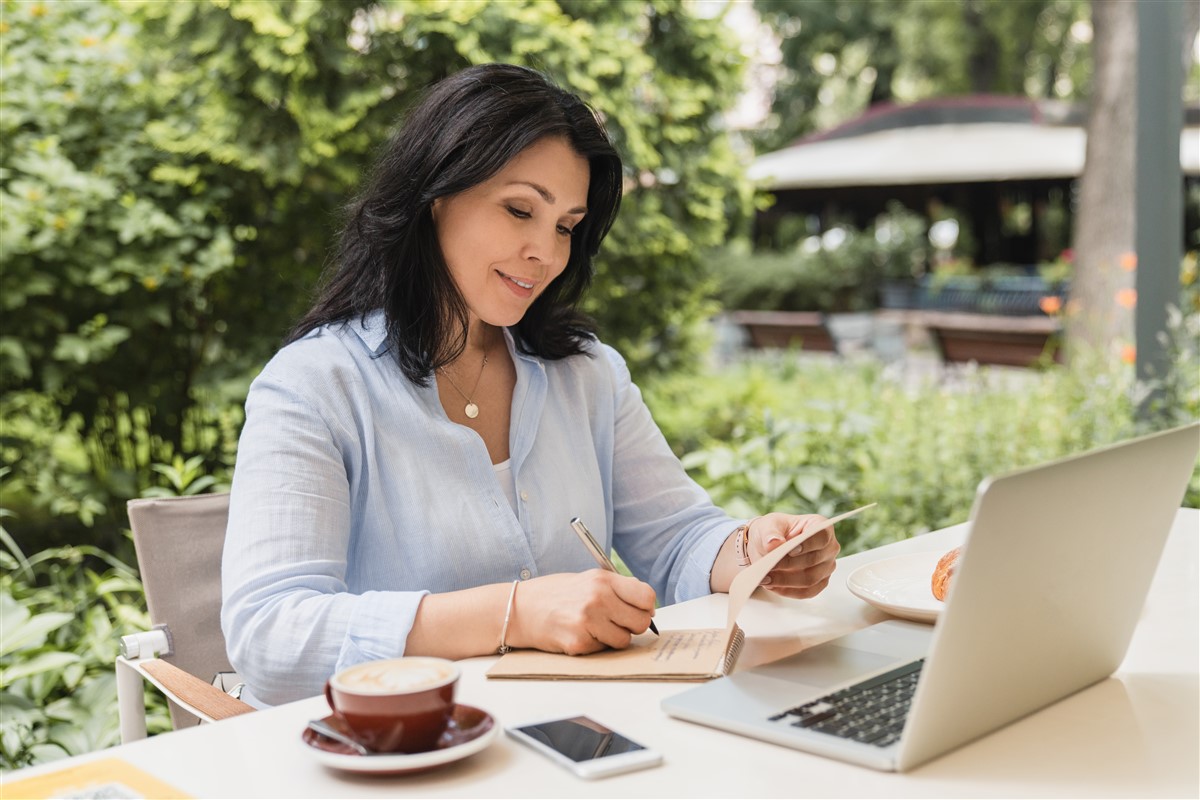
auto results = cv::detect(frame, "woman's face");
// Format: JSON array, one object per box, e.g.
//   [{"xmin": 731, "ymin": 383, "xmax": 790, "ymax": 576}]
[{"xmin": 432, "ymin": 136, "xmax": 590, "ymax": 330}]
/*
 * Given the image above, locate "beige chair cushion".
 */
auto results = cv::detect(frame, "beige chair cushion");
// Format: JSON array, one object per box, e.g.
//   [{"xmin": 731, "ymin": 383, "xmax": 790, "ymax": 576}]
[{"xmin": 127, "ymin": 493, "xmax": 233, "ymax": 728}]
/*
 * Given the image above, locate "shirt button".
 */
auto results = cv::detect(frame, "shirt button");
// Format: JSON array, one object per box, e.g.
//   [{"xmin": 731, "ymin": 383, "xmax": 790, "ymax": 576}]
[
  {"xmin": 520, "ymin": 568, "xmax": 531, "ymax": 580},
  {"xmin": 520, "ymin": 491, "xmax": 529, "ymax": 501}
]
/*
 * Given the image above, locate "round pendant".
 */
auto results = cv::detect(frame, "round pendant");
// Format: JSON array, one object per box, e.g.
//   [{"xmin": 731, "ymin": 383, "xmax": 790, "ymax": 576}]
[{"xmin": 465, "ymin": 403, "xmax": 479, "ymax": 419}]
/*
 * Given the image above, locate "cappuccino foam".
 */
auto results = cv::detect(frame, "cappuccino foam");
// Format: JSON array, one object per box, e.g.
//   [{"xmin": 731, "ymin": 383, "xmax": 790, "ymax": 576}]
[{"xmin": 335, "ymin": 658, "xmax": 456, "ymax": 694}]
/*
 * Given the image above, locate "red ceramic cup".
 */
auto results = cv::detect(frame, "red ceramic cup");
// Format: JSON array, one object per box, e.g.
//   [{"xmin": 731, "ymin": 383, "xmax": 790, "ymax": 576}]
[{"xmin": 324, "ymin": 657, "xmax": 459, "ymax": 754}]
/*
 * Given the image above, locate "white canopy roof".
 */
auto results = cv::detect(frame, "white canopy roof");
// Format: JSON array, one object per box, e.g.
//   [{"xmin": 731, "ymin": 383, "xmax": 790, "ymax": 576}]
[{"xmin": 749, "ymin": 122, "xmax": 1200, "ymax": 189}]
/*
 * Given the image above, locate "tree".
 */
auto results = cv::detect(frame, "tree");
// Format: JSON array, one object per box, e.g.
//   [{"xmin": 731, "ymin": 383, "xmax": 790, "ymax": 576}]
[
  {"xmin": 1065, "ymin": 0, "xmax": 1137, "ymax": 358},
  {"xmin": 753, "ymin": 0, "xmax": 1091, "ymax": 150},
  {"xmin": 0, "ymin": 0, "xmax": 752, "ymax": 542}
]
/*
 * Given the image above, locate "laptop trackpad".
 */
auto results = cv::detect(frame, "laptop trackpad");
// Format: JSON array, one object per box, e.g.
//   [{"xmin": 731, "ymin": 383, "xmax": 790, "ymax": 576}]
[{"xmin": 753, "ymin": 621, "xmax": 933, "ymax": 690}]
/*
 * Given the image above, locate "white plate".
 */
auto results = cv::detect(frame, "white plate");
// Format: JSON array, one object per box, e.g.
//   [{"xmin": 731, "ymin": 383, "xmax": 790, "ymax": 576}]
[
  {"xmin": 302, "ymin": 705, "xmax": 499, "ymax": 775},
  {"xmin": 845, "ymin": 551, "xmax": 947, "ymax": 623}
]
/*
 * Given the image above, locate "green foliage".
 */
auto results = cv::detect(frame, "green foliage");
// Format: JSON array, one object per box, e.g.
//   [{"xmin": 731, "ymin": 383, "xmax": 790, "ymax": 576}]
[
  {"xmin": 1, "ymin": 1, "xmax": 246, "ymax": 449},
  {"xmin": 0, "ymin": 386, "xmax": 241, "ymax": 553},
  {"xmin": 1, "ymin": 0, "xmax": 752, "ymax": 550},
  {"xmin": 144, "ymin": 455, "xmax": 221, "ymax": 498},
  {"xmin": 0, "ymin": 532, "xmax": 171, "ymax": 771},
  {"xmin": 0, "ymin": 0, "xmax": 252, "ymax": 545},
  {"xmin": 1139, "ymin": 304, "xmax": 1200, "ymax": 505},
  {"xmin": 712, "ymin": 241, "xmax": 876, "ymax": 313},
  {"xmin": 713, "ymin": 203, "xmax": 928, "ymax": 312},
  {"xmin": 117, "ymin": 0, "xmax": 755, "ymax": 379},
  {"xmin": 646, "ymin": 349, "xmax": 1195, "ymax": 556},
  {"xmin": 753, "ymin": 0, "xmax": 1092, "ymax": 150}
]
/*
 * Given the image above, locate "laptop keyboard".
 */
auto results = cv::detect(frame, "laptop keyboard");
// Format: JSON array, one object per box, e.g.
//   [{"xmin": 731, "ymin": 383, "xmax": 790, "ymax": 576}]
[{"xmin": 768, "ymin": 659, "xmax": 924, "ymax": 748}]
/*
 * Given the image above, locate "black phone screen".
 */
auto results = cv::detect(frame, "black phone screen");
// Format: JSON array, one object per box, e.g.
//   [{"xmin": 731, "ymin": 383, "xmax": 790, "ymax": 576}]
[{"xmin": 515, "ymin": 716, "xmax": 646, "ymax": 762}]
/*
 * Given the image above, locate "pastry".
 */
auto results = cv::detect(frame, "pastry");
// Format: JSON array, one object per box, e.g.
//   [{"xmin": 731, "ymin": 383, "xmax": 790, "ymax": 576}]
[{"xmin": 931, "ymin": 546, "xmax": 961, "ymax": 601}]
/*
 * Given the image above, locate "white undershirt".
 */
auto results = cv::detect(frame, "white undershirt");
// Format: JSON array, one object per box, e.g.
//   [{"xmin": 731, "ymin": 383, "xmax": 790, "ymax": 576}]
[{"xmin": 493, "ymin": 459, "xmax": 517, "ymax": 515}]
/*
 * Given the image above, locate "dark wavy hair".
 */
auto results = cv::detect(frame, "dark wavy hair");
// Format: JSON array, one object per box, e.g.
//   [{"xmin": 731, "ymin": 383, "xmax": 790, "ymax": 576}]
[{"xmin": 287, "ymin": 63, "xmax": 624, "ymax": 385}]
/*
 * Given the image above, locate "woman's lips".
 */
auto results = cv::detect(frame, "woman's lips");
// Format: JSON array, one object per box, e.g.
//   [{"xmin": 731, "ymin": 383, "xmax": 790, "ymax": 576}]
[{"xmin": 497, "ymin": 270, "xmax": 536, "ymax": 297}]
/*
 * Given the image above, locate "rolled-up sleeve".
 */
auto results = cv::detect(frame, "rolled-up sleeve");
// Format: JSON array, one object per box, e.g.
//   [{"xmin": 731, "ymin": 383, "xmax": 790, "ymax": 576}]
[{"xmin": 601, "ymin": 346, "xmax": 736, "ymax": 604}]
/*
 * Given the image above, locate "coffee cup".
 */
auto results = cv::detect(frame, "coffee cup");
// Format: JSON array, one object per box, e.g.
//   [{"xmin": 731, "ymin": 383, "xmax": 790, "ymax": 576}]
[{"xmin": 324, "ymin": 657, "xmax": 459, "ymax": 754}]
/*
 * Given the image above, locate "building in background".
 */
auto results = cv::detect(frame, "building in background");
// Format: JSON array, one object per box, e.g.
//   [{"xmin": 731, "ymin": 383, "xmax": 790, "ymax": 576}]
[{"xmin": 750, "ymin": 96, "xmax": 1200, "ymax": 267}]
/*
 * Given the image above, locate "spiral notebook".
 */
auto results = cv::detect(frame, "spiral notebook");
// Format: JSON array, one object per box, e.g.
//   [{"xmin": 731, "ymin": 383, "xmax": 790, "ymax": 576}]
[{"xmin": 486, "ymin": 505, "xmax": 873, "ymax": 681}]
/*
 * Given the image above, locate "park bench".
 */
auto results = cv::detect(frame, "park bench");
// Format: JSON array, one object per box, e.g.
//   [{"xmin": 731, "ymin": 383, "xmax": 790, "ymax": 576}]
[
  {"xmin": 728, "ymin": 310, "xmax": 839, "ymax": 354},
  {"xmin": 918, "ymin": 310, "xmax": 1062, "ymax": 367}
]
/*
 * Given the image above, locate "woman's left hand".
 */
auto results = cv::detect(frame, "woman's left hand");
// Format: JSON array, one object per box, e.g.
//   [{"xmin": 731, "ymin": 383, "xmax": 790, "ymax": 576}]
[{"xmin": 747, "ymin": 512, "xmax": 841, "ymax": 598}]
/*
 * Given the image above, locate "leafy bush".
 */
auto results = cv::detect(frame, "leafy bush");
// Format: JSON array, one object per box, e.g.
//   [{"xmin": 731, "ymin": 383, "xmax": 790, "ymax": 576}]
[
  {"xmin": 713, "ymin": 203, "xmax": 929, "ymax": 313},
  {"xmin": 0, "ymin": 387, "xmax": 241, "ymax": 555},
  {"xmin": 711, "ymin": 240, "xmax": 876, "ymax": 313},
  {"xmin": 1, "ymin": 0, "xmax": 753, "ymax": 554},
  {"xmin": 645, "ymin": 349, "xmax": 1195, "ymax": 556},
  {"xmin": 0, "ymin": 452, "xmax": 221, "ymax": 771},
  {"xmin": 0, "ymin": 532, "xmax": 171, "ymax": 771}
]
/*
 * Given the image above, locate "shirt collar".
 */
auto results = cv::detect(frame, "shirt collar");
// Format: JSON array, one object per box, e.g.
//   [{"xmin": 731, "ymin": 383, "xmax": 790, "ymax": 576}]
[
  {"xmin": 350, "ymin": 310, "xmax": 390, "ymax": 357},
  {"xmin": 349, "ymin": 310, "xmax": 543, "ymax": 369}
]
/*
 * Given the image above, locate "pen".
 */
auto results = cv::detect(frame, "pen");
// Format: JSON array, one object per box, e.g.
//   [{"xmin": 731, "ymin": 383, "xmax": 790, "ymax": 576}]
[{"xmin": 570, "ymin": 516, "xmax": 660, "ymax": 636}]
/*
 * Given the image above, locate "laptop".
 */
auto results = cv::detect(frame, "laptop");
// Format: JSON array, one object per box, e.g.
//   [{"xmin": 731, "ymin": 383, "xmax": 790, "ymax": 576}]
[{"xmin": 662, "ymin": 422, "xmax": 1200, "ymax": 772}]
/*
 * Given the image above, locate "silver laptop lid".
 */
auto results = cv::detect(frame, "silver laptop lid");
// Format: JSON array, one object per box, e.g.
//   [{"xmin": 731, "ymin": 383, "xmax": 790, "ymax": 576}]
[{"xmin": 897, "ymin": 422, "xmax": 1200, "ymax": 771}]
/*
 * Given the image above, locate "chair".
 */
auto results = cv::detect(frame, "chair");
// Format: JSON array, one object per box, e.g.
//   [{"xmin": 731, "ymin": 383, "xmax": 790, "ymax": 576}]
[{"xmin": 116, "ymin": 493, "xmax": 254, "ymax": 743}]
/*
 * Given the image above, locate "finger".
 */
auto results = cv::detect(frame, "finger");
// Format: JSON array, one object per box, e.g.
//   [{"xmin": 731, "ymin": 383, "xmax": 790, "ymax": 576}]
[
  {"xmin": 609, "ymin": 582, "xmax": 657, "ymax": 638},
  {"xmin": 786, "ymin": 526, "xmax": 839, "ymax": 559},
  {"xmin": 763, "ymin": 550, "xmax": 837, "ymax": 587},
  {"xmin": 604, "ymin": 598, "xmax": 655, "ymax": 636},
  {"xmin": 767, "ymin": 557, "xmax": 837, "ymax": 588},
  {"xmin": 588, "ymin": 617, "xmax": 636, "ymax": 650},
  {"xmin": 785, "ymin": 540, "xmax": 840, "ymax": 567},
  {"xmin": 609, "ymin": 574, "xmax": 657, "ymax": 614},
  {"xmin": 757, "ymin": 522, "xmax": 798, "ymax": 557},
  {"xmin": 792, "ymin": 517, "xmax": 835, "ymax": 543},
  {"xmin": 759, "ymin": 515, "xmax": 833, "ymax": 553},
  {"xmin": 583, "ymin": 574, "xmax": 655, "ymax": 635},
  {"xmin": 557, "ymin": 630, "xmax": 610, "ymax": 656}
]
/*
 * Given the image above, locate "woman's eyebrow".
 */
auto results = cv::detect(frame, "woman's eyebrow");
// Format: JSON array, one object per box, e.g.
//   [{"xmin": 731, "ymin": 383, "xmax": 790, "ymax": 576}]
[{"xmin": 506, "ymin": 180, "xmax": 587, "ymax": 215}]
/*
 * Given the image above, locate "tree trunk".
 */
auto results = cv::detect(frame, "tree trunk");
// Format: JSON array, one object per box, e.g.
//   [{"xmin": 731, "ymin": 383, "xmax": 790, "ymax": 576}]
[
  {"xmin": 964, "ymin": 0, "xmax": 999, "ymax": 93},
  {"xmin": 1067, "ymin": 0, "xmax": 1138, "ymax": 360},
  {"xmin": 868, "ymin": 26, "xmax": 897, "ymax": 106}
]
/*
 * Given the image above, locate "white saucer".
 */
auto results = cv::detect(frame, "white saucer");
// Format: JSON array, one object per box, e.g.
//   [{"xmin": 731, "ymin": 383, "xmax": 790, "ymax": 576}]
[
  {"xmin": 845, "ymin": 551, "xmax": 946, "ymax": 623},
  {"xmin": 302, "ymin": 704, "xmax": 498, "ymax": 775}
]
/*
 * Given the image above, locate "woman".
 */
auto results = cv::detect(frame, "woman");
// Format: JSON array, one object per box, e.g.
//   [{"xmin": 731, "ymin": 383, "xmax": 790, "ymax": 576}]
[{"xmin": 221, "ymin": 63, "xmax": 839, "ymax": 706}]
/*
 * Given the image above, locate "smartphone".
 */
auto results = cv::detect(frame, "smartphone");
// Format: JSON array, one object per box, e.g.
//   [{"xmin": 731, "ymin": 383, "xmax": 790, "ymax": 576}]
[{"xmin": 506, "ymin": 714, "xmax": 663, "ymax": 779}]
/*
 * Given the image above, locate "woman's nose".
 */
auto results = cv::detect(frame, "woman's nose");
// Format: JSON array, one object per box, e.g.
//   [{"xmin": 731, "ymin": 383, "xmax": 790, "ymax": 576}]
[{"xmin": 521, "ymin": 224, "xmax": 561, "ymax": 264}]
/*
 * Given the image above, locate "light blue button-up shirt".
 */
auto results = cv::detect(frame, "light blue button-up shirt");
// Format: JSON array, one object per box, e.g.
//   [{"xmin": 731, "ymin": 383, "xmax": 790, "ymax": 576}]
[{"xmin": 221, "ymin": 311, "xmax": 738, "ymax": 705}]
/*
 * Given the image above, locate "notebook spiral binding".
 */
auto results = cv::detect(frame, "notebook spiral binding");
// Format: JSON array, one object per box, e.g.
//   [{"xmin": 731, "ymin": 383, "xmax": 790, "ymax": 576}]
[{"xmin": 721, "ymin": 625, "xmax": 746, "ymax": 675}]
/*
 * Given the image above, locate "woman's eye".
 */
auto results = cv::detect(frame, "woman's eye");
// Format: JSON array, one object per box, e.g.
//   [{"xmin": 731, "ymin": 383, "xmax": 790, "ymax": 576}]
[
  {"xmin": 557, "ymin": 225, "xmax": 576, "ymax": 237},
  {"xmin": 506, "ymin": 206, "xmax": 531, "ymax": 219}
]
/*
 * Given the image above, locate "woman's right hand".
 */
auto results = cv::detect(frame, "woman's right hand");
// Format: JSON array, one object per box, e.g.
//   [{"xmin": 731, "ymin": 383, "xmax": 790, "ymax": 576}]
[{"xmin": 507, "ymin": 570, "xmax": 657, "ymax": 654}]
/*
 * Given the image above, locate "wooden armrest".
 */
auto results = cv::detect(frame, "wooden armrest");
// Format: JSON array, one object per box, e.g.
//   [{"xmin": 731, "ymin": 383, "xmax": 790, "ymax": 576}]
[{"xmin": 140, "ymin": 658, "xmax": 255, "ymax": 722}]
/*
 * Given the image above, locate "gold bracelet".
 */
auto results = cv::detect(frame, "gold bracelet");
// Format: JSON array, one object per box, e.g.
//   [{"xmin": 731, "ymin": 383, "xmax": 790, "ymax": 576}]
[{"xmin": 497, "ymin": 579, "xmax": 520, "ymax": 654}]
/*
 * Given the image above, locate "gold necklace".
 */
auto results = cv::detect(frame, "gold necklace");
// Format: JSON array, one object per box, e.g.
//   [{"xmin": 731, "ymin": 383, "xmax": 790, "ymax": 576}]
[{"xmin": 439, "ymin": 343, "xmax": 490, "ymax": 419}]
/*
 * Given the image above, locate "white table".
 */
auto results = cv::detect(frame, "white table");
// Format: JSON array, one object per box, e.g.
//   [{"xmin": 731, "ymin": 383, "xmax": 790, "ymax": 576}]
[{"xmin": 6, "ymin": 510, "xmax": 1197, "ymax": 798}]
